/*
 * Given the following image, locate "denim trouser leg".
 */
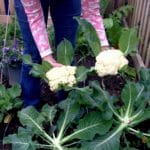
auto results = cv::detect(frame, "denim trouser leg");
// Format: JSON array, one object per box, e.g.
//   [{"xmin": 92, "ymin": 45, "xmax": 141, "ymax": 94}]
[
  {"xmin": 14, "ymin": 0, "xmax": 49, "ymax": 106},
  {"xmin": 50, "ymin": 0, "xmax": 81, "ymax": 47},
  {"xmin": 50, "ymin": 0, "xmax": 81, "ymax": 101}
]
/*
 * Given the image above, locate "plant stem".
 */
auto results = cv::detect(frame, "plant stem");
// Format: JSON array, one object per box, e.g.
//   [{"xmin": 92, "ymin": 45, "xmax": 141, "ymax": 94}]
[
  {"xmin": 57, "ymin": 105, "xmax": 70, "ymax": 141},
  {"xmin": 128, "ymin": 127, "xmax": 150, "ymax": 137},
  {"xmin": 108, "ymin": 102, "xmax": 123, "ymax": 121},
  {"xmin": 26, "ymin": 114, "xmax": 53, "ymax": 142},
  {"xmin": 130, "ymin": 110, "xmax": 143, "ymax": 122},
  {"xmin": 95, "ymin": 123, "xmax": 127, "ymax": 149},
  {"xmin": 60, "ymin": 123, "xmax": 100, "ymax": 144}
]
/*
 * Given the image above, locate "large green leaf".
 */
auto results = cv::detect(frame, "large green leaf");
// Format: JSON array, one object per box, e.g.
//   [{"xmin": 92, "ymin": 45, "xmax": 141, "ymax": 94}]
[
  {"xmin": 41, "ymin": 61, "xmax": 52, "ymax": 72},
  {"xmin": 18, "ymin": 107, "xmax": 55, "ymax": 146},
  {"xmin": 29, "ymin": 63, "xmax": 44, "ymax": 78},
  {"xmin": 57, "ymin": 39, "xmax": 74, "ymax": 65},
  {"xmin": 0, "ymin": 98, "xmax": 11, "ymax": 112},
  {"xmin": 18, "ymin": 107, "xmax": 45, "ymax": 133},
  {"xmin": 0, "ymin": 84, "xmax": 11, "ymax": 111},
  {"xmin": 106, "ymin": 21, "xmax": 122, "ymax": 48},
  {"xmin": 90, "ymin": 81, "xmax": 110, "ymax": 102},
  {"xmin": 139, "ymin": 67, "xmax": 150, "ymax": 82},
  {"xmin": 0, "ymin": 84, "xmax": 7, "ymax": 97},
  {"xmin": 3, "ymin": 127, "xmax": 51, "ymax": 150},
  {"xmin": 61, "ymin": 112, "xmax": 112, "ymax": 143},
  {"xmin": 75, "ymin": 17, "xmax": 101, "ymax": 56},
  {"xmin": 74, "ymin": 87, "xmax": 93, "ymax": 106},
  {"xmin": 89, "ymin": 81, "xmax": 112, "ymax": 111},
  {"xmin": 8, "ymin": 84, "xmax": 21, "ymax": 99},
  {"xmin": 0, "ymin": 84, "xmax": 22, "ymax": 113},
  {"xmin": 119, "ymin": 28, "xmax": 138, "ymax": 56},
  {"xmin": 138, "ymin": 68, "xmax": 150, "ymax": 102},
  {"xmin": 57, "ymin": 96, "xmax": 80, "ymax": 140},
  {"xmin": 75, "ymin": 85, "xmax": 102, "ymax": 108},
  {"xmin": 76, "ymin": 66, "xmax": 89, "ymax": 82},
  {"xmin": 4, "ymin": 134, "xmax": 36, "ymax": 150},
  {"xmin": 74, "ymin": 82, "xmax": 110, "ymax": 111},
  {"xmin": 22, "ymin": 54, "xmax": 32, "ymax": 65},
  {"xmin": 4, "ymin": 127, "xmax": 37, "ymax": 150},
  {"xmin": 82, "ymin": 124, "xmax": 125, "ymax": 150},
  {"xmin": 121, "ymin": 81, "xmax": 145, "ymax": 116},
  {"xmin": 41, "ymin": 104, "xmax": 57, "ymax": 123},
  {"xmin": 13, "ymin": 98, "xmax": 22, "ymax": 108}
]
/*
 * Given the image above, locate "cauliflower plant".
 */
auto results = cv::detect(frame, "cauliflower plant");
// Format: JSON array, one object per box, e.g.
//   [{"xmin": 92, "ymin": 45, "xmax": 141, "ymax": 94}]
[
  {"xmin": 46, "ymin": 66, "xmax": 77, "ymax": 91},
  {"xmin": 95, "ymin": 49, "xmax": 128, "ymax": 77}
]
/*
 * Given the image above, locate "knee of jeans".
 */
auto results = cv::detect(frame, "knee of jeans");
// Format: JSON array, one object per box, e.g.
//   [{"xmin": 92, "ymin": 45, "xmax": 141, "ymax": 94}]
[
  {"xmin": 50, "ymin": 0, "xmax": 81, "ymax": 17},
  {"xmin": 55, "ymin": 25, "xmax": 78, "ymax": 47}
]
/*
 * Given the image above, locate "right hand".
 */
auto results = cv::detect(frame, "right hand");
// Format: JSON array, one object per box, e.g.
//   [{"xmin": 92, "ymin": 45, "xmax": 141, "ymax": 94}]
[{"xmin": 43, "ymin": 54, "xmax": 63, "ymax": 67}]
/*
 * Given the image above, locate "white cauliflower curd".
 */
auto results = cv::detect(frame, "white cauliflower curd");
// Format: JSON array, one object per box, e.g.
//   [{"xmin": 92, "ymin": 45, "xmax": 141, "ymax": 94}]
[
  {"xmin": 46, "ymin": 66, "xmax": 77, "ymax": 91},
  {"xmin": 95, "ymin": 49, "xmax": 128, "ymax": 77}
]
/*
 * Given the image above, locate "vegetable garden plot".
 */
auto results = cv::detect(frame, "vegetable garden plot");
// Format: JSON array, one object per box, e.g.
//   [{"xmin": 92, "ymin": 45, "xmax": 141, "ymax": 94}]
[
  {"xmin": 0, "ymin": 2, "xmax": 150, "ymax": 150},
  {"xmin": 1, "ymin": 17, "xmax": 149, "ymax": 149}
]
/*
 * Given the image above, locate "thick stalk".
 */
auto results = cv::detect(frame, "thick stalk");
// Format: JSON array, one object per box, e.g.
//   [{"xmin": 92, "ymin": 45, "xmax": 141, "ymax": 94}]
[
  {"xmin": 128, "ymin": 127, "xmax": 150, "ymax": 137},
  {"xmin": 95, "ymin": 123, "xmax": 127, "ymax": 149},
  {"xmin": 57, "ymin": 105, "xmax": 69, "ymax": 141},
  {"xmin": 60, "ymin": 123, "xmax": 100, "ymax": 144}
]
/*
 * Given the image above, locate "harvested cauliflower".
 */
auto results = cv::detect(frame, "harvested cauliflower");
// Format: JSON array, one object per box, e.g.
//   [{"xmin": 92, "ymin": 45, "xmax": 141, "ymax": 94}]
[
  {"xmin": 95, "ymin": 49, "xmax": 128, "ymax": 77},
  {"xmin": 46, "ymin": 66, "xmax": 77, "ymax": 91}
]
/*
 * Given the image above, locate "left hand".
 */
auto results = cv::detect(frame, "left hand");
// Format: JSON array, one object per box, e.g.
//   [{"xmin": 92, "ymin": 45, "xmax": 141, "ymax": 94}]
[
  {"xmin": 101, "ymin": 46, "xmax": 115, "ymax": 51},
  {"xmin": 43, "ymin": 54, "xmax": 63, "ymax": 67},
  {"xmin": 101, "ymin": 46, "xmax": 110, "ymax": 51}
]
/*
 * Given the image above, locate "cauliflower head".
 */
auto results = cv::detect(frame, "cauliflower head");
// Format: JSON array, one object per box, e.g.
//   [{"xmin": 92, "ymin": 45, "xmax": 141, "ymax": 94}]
[
  {"xmin": 95, "ymin": 49, "xmax": 128, "ymax": 77},
  {"xmin": 46, "ymin": 66, "xmax": 77, "ymax": 91}
]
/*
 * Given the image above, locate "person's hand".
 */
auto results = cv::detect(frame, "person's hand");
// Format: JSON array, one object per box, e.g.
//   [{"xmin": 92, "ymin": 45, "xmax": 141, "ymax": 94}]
[
  {"xmin": 101, "ymin": 46, "xmax": 110, "ymax": 51},
  {"xmin": 101, "ymin": 46, "xmax": 116, "ymax": 51},
  {"xmin": 43, "ymin": 54, "xmax": 63, "ymax": 67}
]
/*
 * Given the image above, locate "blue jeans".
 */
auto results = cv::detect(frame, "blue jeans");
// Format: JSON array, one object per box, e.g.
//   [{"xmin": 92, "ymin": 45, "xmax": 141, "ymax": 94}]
[
  {"xmin": 14, "ymin": 0, "xmax": 81, "ymax": 106},
  {"xmin": 4, "ymin": 0, "xmax": 9, "ymax": 15}
]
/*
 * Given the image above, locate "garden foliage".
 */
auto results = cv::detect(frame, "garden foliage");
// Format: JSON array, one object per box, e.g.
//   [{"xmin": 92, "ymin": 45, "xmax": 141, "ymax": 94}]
[{"xmin": 1, "ymin": 1, "xmax": 150, "ymax": 150}]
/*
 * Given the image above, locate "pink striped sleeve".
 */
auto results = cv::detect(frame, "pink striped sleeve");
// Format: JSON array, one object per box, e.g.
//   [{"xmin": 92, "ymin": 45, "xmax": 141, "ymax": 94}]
[
  {"xmin": 21, "ymin": 0, "xmax": 53, "ymax": 58},
  {"xmin": 82, "ymin": 0, "xmax": 109, "ymax": 47}
]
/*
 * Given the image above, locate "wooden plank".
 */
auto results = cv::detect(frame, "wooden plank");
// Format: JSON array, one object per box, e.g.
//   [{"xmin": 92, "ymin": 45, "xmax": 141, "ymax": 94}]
[
  {"xmin": 142, "ymin": 19, "xmax": 150, "ymax": 63},
  {"xmin": 145, "ymin": 43, "xmax": 150, "ymax": 67},
  {"xmin": 0, "ymin": 0, "xmax": 5, "ymax": 14},
  {"xmin": 0, "ymin": 15, "xmax": 12, "ymax": 24},
  {"xmin": 139, "ymin": 1, "xmax": 150, "ymax": 56},
  {"xmin": 0, "ymin": 0, "xmax": 14, "ymax": 15},
  {"xmin": 139, "ymin": 0, "xmax": 147, "ymax": 37},
  {"xmin": 128, "ymin": 0, "xmax": 150, "ymax": 67},
  {"xmin": 133, "ymin": 0, "xmax": 139, "ymax": 26}
]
